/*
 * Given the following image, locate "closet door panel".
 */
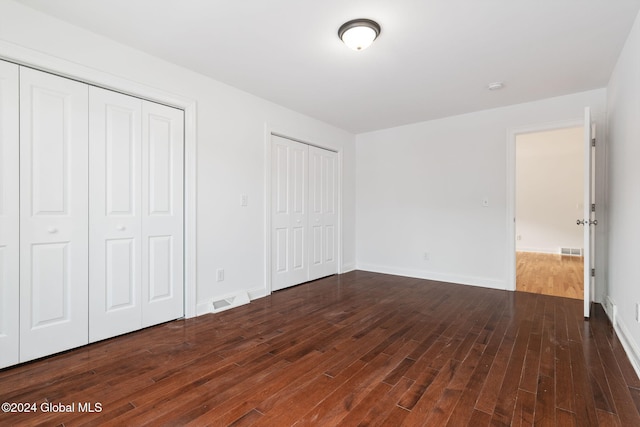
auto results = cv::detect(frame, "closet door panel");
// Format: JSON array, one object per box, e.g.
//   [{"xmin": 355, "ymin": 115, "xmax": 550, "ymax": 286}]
[
  {"xmin": 308, "ymin": 146, "xmax": 338, "ymax": 281},
  {"xmin": 19, "ymin": 67, "xmax": 89, "ymax": 362},
  {"xmin": 0, "ymin": 60, "xmax": 19, "ymax": 369},
  {"xmin": 271, "ymin": 135, "xmax": 308, "ymax": 290},
  {"xmin": 89, "ymin": 87, "xmax": 143, "ymax": 342},
  {"xmin": 148, "ymin": 235, "xmax": 172, "ymax": 299},
  {"xmin": 141, "ymin": 102, "xmax": 184, "ymax": 327}
]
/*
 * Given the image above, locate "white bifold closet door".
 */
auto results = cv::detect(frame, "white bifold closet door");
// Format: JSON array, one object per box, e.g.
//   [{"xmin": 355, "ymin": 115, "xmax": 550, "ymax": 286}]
[
  {"xmin": 19, "ymin": 67, "xmax": 89, "ymax": 362},
  {"xmin": 140, "ymin": 100, "xmax": 184, "ymax": 328},
  {"xmin": 272, "ymin": 136, "xmax": 308, "ymax": 290},
  {"xmin": 88, "ymin": 88, "xmax": 143, "ymax": 342},
  {"xmin": 89, "ymin": 87, "xmax": 184, "ymax": 343},
  {"xmin": 0, "ymin": 60, "xmax": 19, "ymax": 369},
  {"xmin": 271, "ymin": 135, "xmax": 337, "ymax": 291},
  {"xmin": 308, "ymin": 146, "xmax": 338, "ymax": 281}
]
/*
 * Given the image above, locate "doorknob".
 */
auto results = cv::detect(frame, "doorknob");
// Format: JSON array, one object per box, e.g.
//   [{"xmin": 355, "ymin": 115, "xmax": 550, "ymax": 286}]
[
  {"xmin": 116, "ymin": 225, "xmax": 126, "ymax": 231},
  {"xmin": 589, "ymin": 219, "xmax": 598, "ymax": 226},
  {"xmin": 576, "ymin": 219, "xmax": 586, "ymax": 226},
  {"xmin": 47, "ymin": 227, "xmax": 58, "ymax": 234}
]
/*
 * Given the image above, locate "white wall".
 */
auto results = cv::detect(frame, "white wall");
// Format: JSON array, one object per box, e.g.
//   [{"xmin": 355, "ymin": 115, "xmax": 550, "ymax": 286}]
[
  {"xmin": 606, "ymin": 9, "xmax": 640, "ymax": 374},
  {"xmin": 356, "ymin": 90, "xmax": 606, "ymax": 290},
  {"xmin": 0, "ymin": 0, "xmax": 356, "ymax": 311},
  {"xmin": 515, "ymin": 127, "xmax": 584, "ymax": 254}
]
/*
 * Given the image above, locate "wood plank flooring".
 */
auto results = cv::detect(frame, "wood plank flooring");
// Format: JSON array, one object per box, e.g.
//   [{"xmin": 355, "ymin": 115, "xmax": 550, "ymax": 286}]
[
  {"xmin": 516, "ymin": 252, "xmax": 584, "ymax": 299},
  {"xmin": 1, "ymin": 271, "xmax": 639, "ymax": 426}
]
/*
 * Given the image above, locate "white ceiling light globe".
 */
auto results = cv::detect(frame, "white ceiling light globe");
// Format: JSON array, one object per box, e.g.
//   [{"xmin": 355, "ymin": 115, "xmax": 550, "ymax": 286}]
[{"xmin": 342, "ymin": 26, "xmax": 377, "ymax": 51}]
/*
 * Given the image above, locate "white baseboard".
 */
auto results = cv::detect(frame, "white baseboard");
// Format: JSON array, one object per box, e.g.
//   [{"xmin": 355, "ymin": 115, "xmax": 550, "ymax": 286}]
[
  {"xmin": 248, "ymin": 286, "xmax": 269, "ymax": 301},
  {"xmin": 341, "ymin": 262, "xmax": 356, "ymax": 273},
  {"xmin": 516, "ymin": 247, "xmax": 559, "ymax": 254},
  {"xmin": 355, "ymin": 263, "xmax": 506, "ymax": 290},
  {"xmin": 606, "ymin": 295, "xmax": 640, "ymax": 380},
  {"xmin": 603, "ymin": 296, "xmax": 616, "ymax": 322},
  {"xmin": 196, "ymin": 301, "xmax": 212, "ymax": 316},
  {"xmin": 612, "ymin": 312, "xmax": 640, "ymax": 380}
]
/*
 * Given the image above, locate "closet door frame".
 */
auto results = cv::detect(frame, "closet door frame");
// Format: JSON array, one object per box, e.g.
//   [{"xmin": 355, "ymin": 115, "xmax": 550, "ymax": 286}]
[
  {"xmin": 265, "ymin": 127, "xmax": 343, "ymax": 294},
  {"xmin": 0, "ymin": 42, "xmax": 198, "ymax": 319},
  {"xmin": 0, "ymin": 60, "xmax": 19, "ymax": 369}
]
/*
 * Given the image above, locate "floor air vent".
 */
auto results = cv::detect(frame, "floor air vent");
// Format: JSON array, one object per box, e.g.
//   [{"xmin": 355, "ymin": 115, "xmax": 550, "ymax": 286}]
[
  {"xmin": 211, "ymin": 292, "xmax": 250, "ymax": 314},
  {"xmin": 560, "ymin": 247, "xmax": 583, "ymax": 256}
]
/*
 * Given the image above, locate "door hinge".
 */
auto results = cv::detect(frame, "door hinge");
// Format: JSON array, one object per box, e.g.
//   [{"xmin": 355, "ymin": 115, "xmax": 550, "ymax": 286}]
[
  {"xmin": 591, "ymin": 268, "xmax": 595, "ymax": 277},
  {"xmin": 591, "ymin": 138, "xmax": 596, "ymax": 147},
  {"xmin": 591, "ymin": 203, "xmax": 596, "ymax": 212}
]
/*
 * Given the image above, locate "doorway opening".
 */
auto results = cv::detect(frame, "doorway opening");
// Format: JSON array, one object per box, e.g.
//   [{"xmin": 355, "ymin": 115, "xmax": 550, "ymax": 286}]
[{"xmin": 515, "ymin": 126, "xmax": 584, "ymax": 299}]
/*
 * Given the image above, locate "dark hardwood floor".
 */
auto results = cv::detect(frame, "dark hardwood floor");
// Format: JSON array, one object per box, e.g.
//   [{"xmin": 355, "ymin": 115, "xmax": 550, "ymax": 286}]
[{"xmin": 1, "ymin": 271, "xmax": 639, "ymax": 426}]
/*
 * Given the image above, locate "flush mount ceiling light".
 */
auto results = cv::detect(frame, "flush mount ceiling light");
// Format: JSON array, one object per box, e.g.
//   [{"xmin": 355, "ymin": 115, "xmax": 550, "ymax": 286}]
[{"xmin": 338, "ymin": 19, "xmax": 381, "ymax": 51}]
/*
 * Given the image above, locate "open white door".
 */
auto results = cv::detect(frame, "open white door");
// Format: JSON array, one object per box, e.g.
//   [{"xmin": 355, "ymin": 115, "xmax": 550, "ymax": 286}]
[{"xmin": 583, "ymin": 107, "xmax": 594, "ymax": 318}]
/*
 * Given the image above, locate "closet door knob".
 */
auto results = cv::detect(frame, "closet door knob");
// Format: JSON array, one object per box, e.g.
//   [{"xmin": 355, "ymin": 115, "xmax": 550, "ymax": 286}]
[
  {"xmin": 116, "ymin": 225, "xmax": 126, "ymax": 231},
  {"xmin": 47, "ymin": 227, "xmax": 58, "ymax": 234}
]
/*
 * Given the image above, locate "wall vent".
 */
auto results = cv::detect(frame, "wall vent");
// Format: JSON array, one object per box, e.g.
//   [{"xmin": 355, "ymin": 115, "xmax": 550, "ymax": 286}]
[
  {"xmin": 559, "ymin": 247, "xmax": 583, "ymax": 256},
  {"xmin": 210, "ymin": 292, "xmax": 250, "ymax": 314}
]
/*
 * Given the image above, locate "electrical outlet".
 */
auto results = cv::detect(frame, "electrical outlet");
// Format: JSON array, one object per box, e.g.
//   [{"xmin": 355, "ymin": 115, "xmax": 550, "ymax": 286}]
[
  {"xmin": 516, "ymin": 235, "xmax": 522, "ymax": 241},
  {"xmin": 482, "ymin": 197, "xmax": 489, "ymax": 207},
  {"xmin": 216, "ymin": 269, "xmax": 225, "ymax": 282},
  {"xmin": 423, "ymin": 252, "xmax": 430, "ymax": 261}
]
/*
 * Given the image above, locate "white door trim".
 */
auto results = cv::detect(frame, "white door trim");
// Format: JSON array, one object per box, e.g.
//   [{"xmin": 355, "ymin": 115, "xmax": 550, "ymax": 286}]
[
  {"xmin": 0, "ymin": 40, "xmax": 198, "ymax": 318},
  {"xmin": 506, "ymin": 118, "xmax": 583, "ymax": 292},
  {"xmin": 264, "ymin": 124, "xmax": 343, "ymax": 295},
  {"xmin": 0, "ymin": 60, "xmax": 20, "ymax": 369}
]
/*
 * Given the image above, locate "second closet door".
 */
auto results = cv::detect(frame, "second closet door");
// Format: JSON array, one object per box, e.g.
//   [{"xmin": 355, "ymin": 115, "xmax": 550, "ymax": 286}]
[
  {"xmin": 89, "ymin": 87, "xmax": 184, "ymax": 342},
  {"xmin": 89, "ymin": 87, "xmax": 143, "ymax": 342},
  {"xmin": 271, "ymin": 135, "xmax": 338, "ymax": 291},
  {"xmin": 140, "ymin": 100, "xmax": 184, "ymax": 328}
]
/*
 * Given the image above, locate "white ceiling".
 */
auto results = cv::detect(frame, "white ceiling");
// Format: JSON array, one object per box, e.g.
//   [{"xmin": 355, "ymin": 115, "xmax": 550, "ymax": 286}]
[{"xmin": 17, "ymin": 0, "xmax": 640, "ymax": 133}]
